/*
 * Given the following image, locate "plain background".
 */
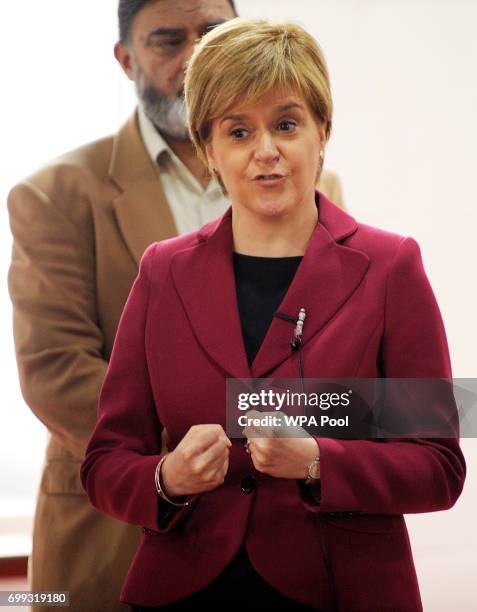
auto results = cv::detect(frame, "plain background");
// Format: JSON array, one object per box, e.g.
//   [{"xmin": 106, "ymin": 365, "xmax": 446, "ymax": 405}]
[{"xmin": 0, "ymin": 1, "xmax": 476, "ymax": 609}]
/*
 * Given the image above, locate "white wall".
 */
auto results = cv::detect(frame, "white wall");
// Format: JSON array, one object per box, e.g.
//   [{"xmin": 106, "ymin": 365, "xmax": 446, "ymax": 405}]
[{"xmin": 1, "ymin": 1, "xmax": 475, "ymax": 609}]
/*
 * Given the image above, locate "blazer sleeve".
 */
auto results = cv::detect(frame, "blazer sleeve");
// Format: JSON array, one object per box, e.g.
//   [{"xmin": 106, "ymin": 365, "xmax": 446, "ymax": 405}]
[
  {"xmin": 80, "ymin": 243, "xmax": 198, "ymax": 533},
  {"xmin": 7, "ymin": 181, "xmax": 107, "ymax": 460},
  {"xmin": 304, "ymin": 237, "xmax": 466, "ymax": 515}
]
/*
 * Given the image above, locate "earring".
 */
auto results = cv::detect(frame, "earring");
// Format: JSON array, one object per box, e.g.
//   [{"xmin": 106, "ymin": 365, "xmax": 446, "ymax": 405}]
[{"xmin": 319, "ymin": 150, "xmax": 324, "ymax": 159}]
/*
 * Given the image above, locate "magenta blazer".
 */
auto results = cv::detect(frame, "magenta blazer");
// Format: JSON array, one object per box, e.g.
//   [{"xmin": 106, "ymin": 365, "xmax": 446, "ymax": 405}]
[{"xmin": 81, "ymin": 194, "xmax": 465, "ymax": 611}]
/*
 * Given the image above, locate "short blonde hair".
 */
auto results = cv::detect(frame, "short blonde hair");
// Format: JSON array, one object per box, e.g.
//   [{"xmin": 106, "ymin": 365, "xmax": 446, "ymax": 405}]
[{"xmin": 185, "ymin": 18, "xmax": 333, "ymax": 171}]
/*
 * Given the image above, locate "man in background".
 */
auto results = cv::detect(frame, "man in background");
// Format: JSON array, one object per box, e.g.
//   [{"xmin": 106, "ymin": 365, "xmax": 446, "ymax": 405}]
[{"xmin": 7, "ymin": 1, "xmax": 344, "ymax": 610}]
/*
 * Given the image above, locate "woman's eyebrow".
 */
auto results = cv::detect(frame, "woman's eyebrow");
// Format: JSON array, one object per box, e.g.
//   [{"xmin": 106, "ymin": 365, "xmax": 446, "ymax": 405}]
[
  {"xmin": 219, "ymin": 103, "xmax": 305, "ymax": 125},
  {"xmin": 274, "ymin": 103, "xmax": 305, "ymax": 113},
  {"xmin": 220, "ymin": 114, "xmax": 249, "ymax": 126}
]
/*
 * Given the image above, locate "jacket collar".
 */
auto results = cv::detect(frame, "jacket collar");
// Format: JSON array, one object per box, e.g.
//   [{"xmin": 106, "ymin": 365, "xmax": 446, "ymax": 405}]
[
  {"xmin": 171, "ymin": 193, "xmax": 370, "ymax": 379},
  {"xmin": 108, "ymin": 111, "xmax": 177, "ymax": 265}
]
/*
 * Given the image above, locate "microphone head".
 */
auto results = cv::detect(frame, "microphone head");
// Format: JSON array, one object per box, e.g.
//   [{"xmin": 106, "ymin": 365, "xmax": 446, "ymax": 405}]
[{"xmin": 290, "ymin": 337, "xmax": 302, "ymax": 352}]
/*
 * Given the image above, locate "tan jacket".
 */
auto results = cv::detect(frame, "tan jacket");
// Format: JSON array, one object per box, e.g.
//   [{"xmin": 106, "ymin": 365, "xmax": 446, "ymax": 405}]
[{"xmin": 7, "ymin": 112, "xmax": 345, "ymax": 612}]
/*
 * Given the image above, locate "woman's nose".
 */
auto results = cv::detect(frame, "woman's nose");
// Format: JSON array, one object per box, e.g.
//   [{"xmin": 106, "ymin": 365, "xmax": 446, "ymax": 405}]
[{"xmin": 254, "ymin": 131, "xmax": 279, "ymax": 163}]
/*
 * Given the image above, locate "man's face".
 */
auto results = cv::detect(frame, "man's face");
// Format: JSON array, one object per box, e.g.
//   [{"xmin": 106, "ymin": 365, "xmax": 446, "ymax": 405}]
[{"xmin": 125, "ymin": 0, "xmax": 236, "ymax": 140}]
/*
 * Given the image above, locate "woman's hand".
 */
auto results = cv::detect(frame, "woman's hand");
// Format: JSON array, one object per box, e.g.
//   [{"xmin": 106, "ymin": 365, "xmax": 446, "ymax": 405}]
[
  {"xmin": 161, "ymin": 424, "xmax": 232, "ymax": 497},
  {"xmin": 243, "ymin": 410, "xmax": 319, "ymax": 480}
]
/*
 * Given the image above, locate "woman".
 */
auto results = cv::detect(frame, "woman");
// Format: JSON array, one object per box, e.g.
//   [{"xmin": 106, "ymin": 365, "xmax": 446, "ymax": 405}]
[{"xmin": 81, "ymin": 18, "xmax": 466, "ymax": 611}]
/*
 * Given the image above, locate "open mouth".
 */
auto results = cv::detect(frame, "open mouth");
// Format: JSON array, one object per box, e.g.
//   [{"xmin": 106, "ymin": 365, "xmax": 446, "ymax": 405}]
[{"xmin": 255, "ymin": 174, "xmax": 285, "ymax": 183}]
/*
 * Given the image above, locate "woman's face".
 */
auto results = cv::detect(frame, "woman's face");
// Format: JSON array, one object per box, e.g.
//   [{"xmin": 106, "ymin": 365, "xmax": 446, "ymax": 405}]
[{"xmin": 206, "ymin": 89, "xmax": 326, "ymax": 220}]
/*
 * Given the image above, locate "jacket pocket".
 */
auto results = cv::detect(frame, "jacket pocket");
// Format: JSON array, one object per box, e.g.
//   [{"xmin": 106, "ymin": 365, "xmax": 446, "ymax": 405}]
[{"xmin": 40, "ymin": 460, "xmax": 85, "ymax": 496}]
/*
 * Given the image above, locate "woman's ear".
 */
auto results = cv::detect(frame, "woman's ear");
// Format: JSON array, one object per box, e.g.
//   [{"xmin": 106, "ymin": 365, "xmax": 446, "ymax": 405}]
[
  {"xmin": 205, "ymin": 142, "xmax": 217, "ymax": 174},
  {"xmin": 317, "ymin": 123, "xmax": 326, "ymax": 150}
]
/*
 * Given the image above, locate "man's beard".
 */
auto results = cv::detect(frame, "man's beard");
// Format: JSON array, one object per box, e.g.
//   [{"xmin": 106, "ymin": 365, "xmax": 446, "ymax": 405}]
[{"xmin": 133, "ymin": 62, "xmax": 190, "ymax": 142}]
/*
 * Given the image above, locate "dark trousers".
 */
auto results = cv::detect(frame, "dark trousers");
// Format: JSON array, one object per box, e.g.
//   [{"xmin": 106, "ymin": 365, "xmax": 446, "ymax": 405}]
[{"xmin": 131, "ymin": 543, "xmax": 320, "ymax": 611}]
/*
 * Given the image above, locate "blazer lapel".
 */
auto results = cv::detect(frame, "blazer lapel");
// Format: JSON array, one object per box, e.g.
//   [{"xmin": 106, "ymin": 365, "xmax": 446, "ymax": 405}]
[
  {"xmin": 251, "ymin": 195, "xmax": 370, "ymax": 377},
  {"xmin": 170, "ymin": 195, "xmax": 369, "ymax": 381},
  {"xmin": 171, "ymin": 210, "xmax": 252, "ymax": 380},
  {"xmin": 109, "ymin": 112, "xmax": 177, "ymax": 265}
]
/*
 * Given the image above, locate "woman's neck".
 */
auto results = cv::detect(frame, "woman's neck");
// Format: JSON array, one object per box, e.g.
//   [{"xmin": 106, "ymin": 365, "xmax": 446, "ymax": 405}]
[{"xmin": 232, "ymin": 200, "xmax": 318, "ymax": 257}]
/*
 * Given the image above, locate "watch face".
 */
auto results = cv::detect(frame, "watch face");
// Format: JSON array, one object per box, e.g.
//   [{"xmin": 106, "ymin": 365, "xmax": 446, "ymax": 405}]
[{"xmin": 310, "ymin": 462, "xmax": 320, "ymax": 479}]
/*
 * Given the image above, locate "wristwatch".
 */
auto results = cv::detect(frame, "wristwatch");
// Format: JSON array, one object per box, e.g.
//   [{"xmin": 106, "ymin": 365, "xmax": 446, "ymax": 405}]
[{"xmin": 304, "ymin": 456, "xmax": 320, "ymax": 485}]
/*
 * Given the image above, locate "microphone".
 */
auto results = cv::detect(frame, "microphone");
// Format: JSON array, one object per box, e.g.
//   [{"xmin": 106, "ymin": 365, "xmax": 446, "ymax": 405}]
[
  {"xmin": 273, "ymin": 307, "xmax": 307, "ymax": 389},
  {"xmin": 273, "ymin": 308, "xmax": 307, "ymax": 351},
  {"xmin": 291, "ymin": 308, "xmax": 306, "ymax": 351}
]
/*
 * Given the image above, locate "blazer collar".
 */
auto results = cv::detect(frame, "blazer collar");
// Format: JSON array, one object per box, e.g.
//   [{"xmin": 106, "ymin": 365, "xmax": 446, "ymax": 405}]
[
  {"xmin": 109, "ymin": 111, "xmax": 177, "ymax": 265},
  {"xmin": 171, "ymin": 193, "xmax": 370, "ymax": 379}
]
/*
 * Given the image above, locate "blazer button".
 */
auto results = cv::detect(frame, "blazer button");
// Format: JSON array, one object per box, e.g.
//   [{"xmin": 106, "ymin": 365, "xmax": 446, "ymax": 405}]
[{"xmin": 241, "ymin": 476, "xmax": 256, "ymax": 493}]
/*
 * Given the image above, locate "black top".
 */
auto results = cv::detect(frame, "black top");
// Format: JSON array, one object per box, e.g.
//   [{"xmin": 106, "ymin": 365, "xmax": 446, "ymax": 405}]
[
  {"xmin": 232, "ymin": 252, "xmax": 303, "ymax": 365},
  {"xmin": 232, "ymin": 249, "xmax": 321, "ymax": 502}
]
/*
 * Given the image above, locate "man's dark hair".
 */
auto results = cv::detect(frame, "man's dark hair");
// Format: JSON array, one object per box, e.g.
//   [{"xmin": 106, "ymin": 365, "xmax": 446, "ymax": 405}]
[{"xmin": 118, "ymin": 0, "xmax": 238, "ymax": 43}]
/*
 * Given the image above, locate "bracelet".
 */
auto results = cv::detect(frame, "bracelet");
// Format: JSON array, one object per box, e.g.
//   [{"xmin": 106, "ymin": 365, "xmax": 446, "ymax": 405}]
[{"xmin": 155, "ymin": 455, "xmax": 190, "ymax": 507}]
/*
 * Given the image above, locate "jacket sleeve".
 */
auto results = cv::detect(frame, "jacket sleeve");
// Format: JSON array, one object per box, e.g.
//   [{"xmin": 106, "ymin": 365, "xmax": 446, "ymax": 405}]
[
  {"xmin": 304, "ymin": 237, "xmax": 466, "ymax": 515},
  {"xmin": 80, "ymin": 243, "xmax": 198, "ymax": 533},
  {"xmin": 7, "ymin": 181, "xmax": 107, "ymax": 460}
]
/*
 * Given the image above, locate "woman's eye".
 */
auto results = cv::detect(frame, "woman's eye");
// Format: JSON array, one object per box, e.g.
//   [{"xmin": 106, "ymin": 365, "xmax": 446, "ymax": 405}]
[
  {"xmin": 230, "ymin": 128, "xmax": 248, "ymax": 140},
  {"xmin": 277, "ymin": 120, "xmax": 297, "ymax": 132}
]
